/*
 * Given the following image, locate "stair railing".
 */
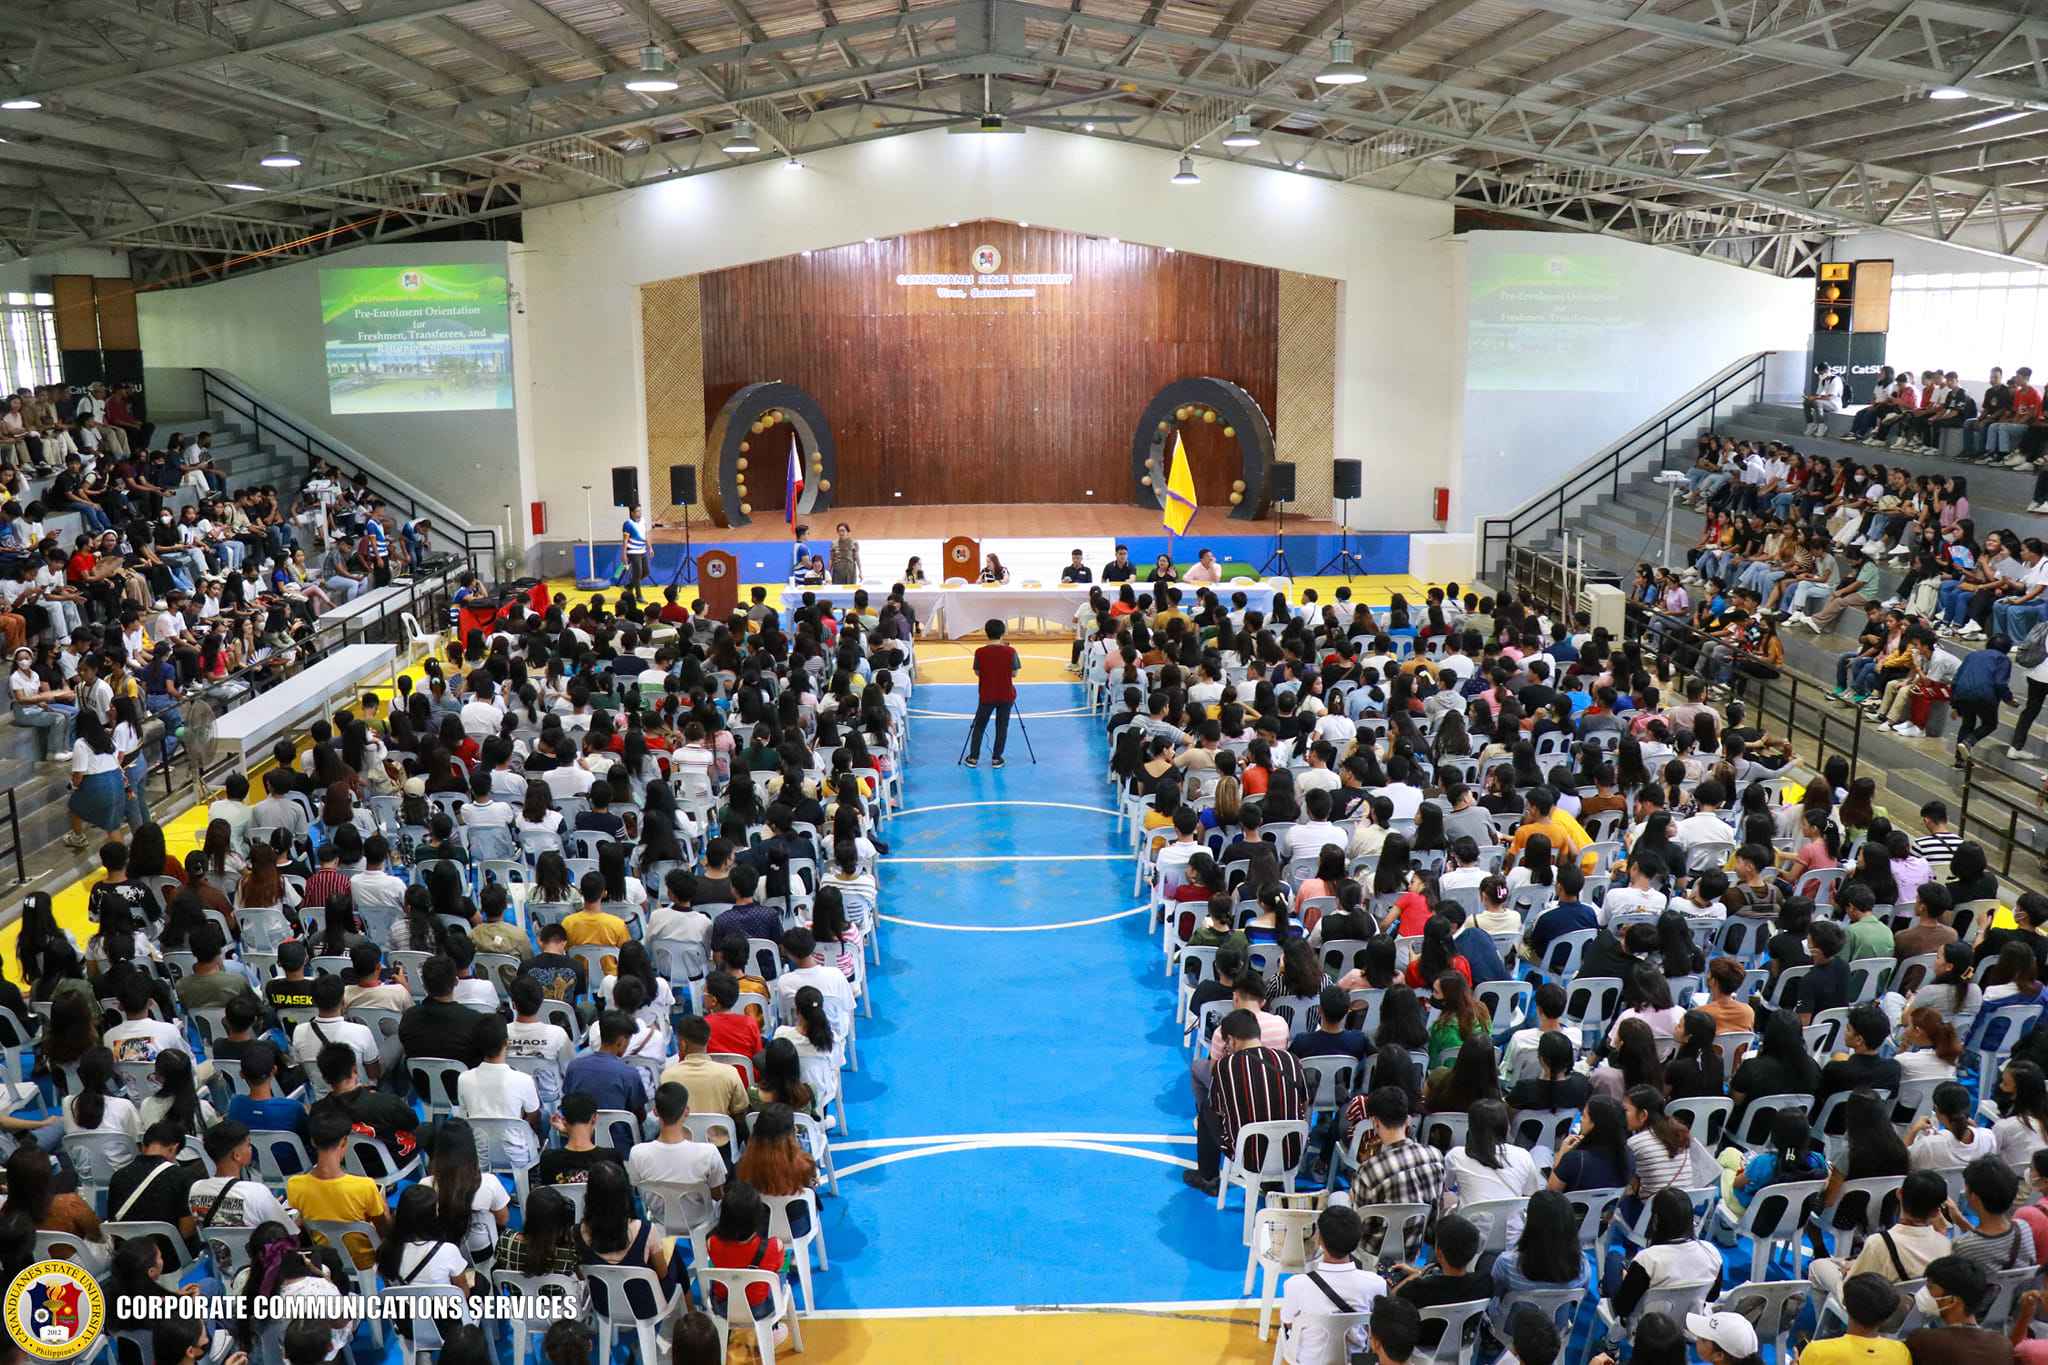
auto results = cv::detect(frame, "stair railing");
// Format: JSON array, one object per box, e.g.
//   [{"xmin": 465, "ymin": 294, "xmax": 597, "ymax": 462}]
[{"xmin": 1478, "ymin": 352, "xmax": 1774, "ymax": 584}]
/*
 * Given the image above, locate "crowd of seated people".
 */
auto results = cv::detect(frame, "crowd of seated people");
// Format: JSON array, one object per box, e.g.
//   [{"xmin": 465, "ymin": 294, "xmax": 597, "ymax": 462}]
[
  {"xmin": 1128, "ymin": 579, "xmax": 2048, "ymax": 1364},
  {"xmin": 0, "ymin": 580, "xmax": 905, "ymax": 1358}
]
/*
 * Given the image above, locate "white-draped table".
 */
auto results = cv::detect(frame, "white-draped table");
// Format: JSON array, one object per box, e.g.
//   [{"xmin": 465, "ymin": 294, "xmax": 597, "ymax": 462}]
[{"xmin": 797, "ymin": 580, "xmax": 1294, "ymax": 639}]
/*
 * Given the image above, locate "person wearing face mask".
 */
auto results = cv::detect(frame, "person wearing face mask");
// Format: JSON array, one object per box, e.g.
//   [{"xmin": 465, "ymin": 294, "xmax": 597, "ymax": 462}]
[
  {"xmin": 8, "ymin": 645, "xmax": 75, "ymax": 761},
  {"xmin": 1906, "ymin": 1256, "xmax": 2012, "ymax": 1365}
]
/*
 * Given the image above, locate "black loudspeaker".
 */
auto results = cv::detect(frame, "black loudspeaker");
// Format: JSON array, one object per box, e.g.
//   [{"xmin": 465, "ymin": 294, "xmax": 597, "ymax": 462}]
[
  {"xmin": 611, "ymin": 466, "xmax": 638, "ymax": 507},
  {"xmin": 1268, "ymin": 462, "xmax": 1297, "ymax": 503},
  {"xmin": 1332, "ymin": 458, "xmax": 1362, "ymax": 500},
  {"xmin": 669, "ymin": 465, "xmax": 696, "ymax": 506}
]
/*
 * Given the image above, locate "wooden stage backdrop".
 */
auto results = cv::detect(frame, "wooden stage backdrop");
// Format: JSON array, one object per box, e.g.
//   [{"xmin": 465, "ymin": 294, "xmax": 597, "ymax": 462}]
[{"xmin": 639, "ymin": 222, "xmax": 1337, "ymax": 523}]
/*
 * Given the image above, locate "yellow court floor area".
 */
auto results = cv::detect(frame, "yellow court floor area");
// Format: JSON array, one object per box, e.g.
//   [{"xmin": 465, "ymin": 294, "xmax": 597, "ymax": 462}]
[{"xmin": 800, "ymin": 1307, "xmax": 1275, "ymax": 1363}]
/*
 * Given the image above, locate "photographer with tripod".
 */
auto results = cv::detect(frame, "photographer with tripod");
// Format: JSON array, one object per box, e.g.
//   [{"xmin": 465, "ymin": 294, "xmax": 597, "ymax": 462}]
[{"xmin": 963, "ymin": 619, "xmax": 1029, "ymax": 768}]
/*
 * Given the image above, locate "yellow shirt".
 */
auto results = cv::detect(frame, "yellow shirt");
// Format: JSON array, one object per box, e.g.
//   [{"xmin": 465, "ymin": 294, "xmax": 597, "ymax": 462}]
[
  {"xmin": 1798, "ymin": 1337, "xmax": 1910, "ymax": 1365},
  {"xmin": 1508, "ymin": 815, "xmax": 1586, "ymax": 859},
  {"xmin": 562, "ymin": 909, "xmax": 631, "ymax": 948},
  {"xmin": 286, "ymin": 1172, "xmax": 386, "ymax": 1267}
]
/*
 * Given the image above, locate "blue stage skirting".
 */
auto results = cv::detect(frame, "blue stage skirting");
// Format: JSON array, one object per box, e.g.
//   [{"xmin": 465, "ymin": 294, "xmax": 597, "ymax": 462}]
[{"xmin": 570, "ymin": 531, "xmax": 1410, "ymax": 582}]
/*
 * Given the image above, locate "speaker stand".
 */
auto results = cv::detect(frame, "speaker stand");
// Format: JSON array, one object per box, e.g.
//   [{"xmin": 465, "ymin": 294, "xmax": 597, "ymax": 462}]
[
  {"xmin": 1317, "ymin": 497, "xmax": 1368, "ymax": 579},
  {"xmin": 1258, "ymin": 501, "xmax": 1294, "ymax": 578},
  {"xmin": 663, "ymin": 503, "xmax": 698, "ymax": 588},
  {"xmin": 574, "ymin": 484, "xmax": 608, "ymax": 590}
]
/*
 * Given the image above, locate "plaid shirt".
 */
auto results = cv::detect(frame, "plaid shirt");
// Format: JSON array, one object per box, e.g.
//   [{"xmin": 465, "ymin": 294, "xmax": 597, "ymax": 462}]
[{"xmin": 1350, "ymin": 1135, "xmax": 1445, "ymax": 1258}]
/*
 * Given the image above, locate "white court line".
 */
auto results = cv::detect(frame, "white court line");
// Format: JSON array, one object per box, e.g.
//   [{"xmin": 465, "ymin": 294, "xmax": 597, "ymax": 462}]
[
  {"xmin": 879, "ymin": 905, "xmax": 1150, "ymax": 932},
  {"xmin": 833, "ymin": 1131, "xmax": 1198, "ymax": 1152},
  {"xmin": 894, "ymin": 799, "xmax": 1119, "ymax": 818},
  {"xmin": 802, "ymin": 1300, "xmax": 1259, "ymax": 1320},
  {"xmin": 909, "ymin": 708, "xmax": 1093, "ymax": 719},
  {"xmin": 878, "ymin": 853, "xmax": 1129, "ymax": 864},
  {"xmin": 835, "ymin": 1136, "xmax": 1196, "ymax": 1180}
]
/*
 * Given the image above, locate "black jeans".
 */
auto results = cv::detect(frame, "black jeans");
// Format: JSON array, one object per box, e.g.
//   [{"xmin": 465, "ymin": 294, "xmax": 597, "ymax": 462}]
[
  {"xmin": 2016, "ymin": 678, "xmax": 2048, "ymax": 749},
  {"xmin": 1954, "ymin": 697, "xmax": 2003, "ymax": 747},
  {"xmin": 967, "ymin": 699, "xmax": 1012, "ymax": 760}
]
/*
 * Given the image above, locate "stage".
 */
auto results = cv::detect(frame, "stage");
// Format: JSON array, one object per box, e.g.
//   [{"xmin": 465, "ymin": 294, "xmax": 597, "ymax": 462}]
[{"xmin": 580, "ymin": 502, "xmax": 1407, "ymax": 585}]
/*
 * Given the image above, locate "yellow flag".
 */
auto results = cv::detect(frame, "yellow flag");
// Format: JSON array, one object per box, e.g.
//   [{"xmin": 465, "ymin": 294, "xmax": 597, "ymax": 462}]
[{"xmin": 1162, "ymin": 434, "xmax": 1197, "ymax": 537}]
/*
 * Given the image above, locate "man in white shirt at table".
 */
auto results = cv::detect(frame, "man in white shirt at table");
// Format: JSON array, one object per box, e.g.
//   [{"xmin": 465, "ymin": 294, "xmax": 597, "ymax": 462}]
[{"xmin": 1183, "ymin": 549, "xmax": 1222, "ymax": 584}]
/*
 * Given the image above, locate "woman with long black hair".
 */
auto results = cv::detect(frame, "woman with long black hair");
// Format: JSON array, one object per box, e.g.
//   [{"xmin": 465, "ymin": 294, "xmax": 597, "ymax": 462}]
[
  {"xmin": 64, "ymin": 707, "xmax": 126, "ymax": 847},
  {"xmin": 1487, "ymin": 1189, "xmax": 1588, "ymax": 1332}
]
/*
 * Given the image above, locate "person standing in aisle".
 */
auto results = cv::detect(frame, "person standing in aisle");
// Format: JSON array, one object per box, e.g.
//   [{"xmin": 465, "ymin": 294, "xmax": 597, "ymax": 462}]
[
  {"xmin": 620, "ymin": 504, "xmax": 650, "ymax": 594},
  {"xmin": 830, "ymin": 522, "xmax": 862, "ymax": 585},
  {"xmin": 965, "ymin": 619, "xmax": 1019, "ymax": 769}
]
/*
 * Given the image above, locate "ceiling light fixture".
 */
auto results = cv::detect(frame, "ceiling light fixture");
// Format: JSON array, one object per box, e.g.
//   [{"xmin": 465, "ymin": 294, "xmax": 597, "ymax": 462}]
[
  {"xmin": 1171, "ymin": 154, "xmax": 1201, "ymax": 185},
  {"xmin": 421, "ymin": 171, "xmax": 446, "ymax": 197},
  {"xmin": 723, "ymin": 119, "xmax": 761, "ymax": 155},
  {"xmin": 784, "ymin": 156, "xmax": 803, "ymax": 170},
  {"xmin": 1930, "ymin": 84, "xmax": 1969, "ymax": 100},
  {"xmin": 1672, "ymin": 121, "xmax": 1711, "ymax": 155},
  {"xmin": 258, "ymin": 134, "xmax": 301, "ymax": 169},
  {"xmin": 220, "ymin": 182, "xmax": 265, "ymax": 192},
  {"xmin": 1293, "ymin": 159, "xmax": 1307, "ymax": 170},
  {"xmin": 1315, "ymin": 36, "xmax": 1368, "ymax": 86},
  {"xmin": 1083, "ymin": 121, "xmax": 1096, "ymax": 132},
  {"xmin": 624, "ymin": 44, "xmax": 679, "ymax": 93},
  {"xmin": 1222, "ymin": 114, "xmax": 1260, "ymax": 148},
  {"xmin": 0, "ymin": 98, "xmax": 40, "ymax": 112}
]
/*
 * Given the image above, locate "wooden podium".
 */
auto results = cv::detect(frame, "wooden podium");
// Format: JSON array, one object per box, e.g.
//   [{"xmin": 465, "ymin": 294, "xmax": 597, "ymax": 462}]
[
  {"xmin": 697, "ymin": 550, "xmax": 739, "ymax": 618},
  {"xmin": 943, "ymin": 535, "xmax": 980, "ymax": 584}
]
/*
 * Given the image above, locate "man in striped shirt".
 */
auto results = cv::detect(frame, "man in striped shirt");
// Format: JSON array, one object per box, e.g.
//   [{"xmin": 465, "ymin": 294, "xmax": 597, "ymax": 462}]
[
  {"xmin": 1913, "ymin": 800, "xmax": 1966, "ymax": 866},
  {"xmin": 1184, "ymin": 1010, "xmax": 1308, "ymax": 1196}
]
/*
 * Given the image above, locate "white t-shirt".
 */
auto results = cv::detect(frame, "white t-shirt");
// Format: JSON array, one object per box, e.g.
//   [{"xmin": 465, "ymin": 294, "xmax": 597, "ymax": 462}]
[
  {"xmin": 1280, "ymin": 1261, "xmax": 1386, "ymax": 1365},
  {"xmin": 626, "ymin": 1138, "xmax": 727, "ymax": 1228},
  {"xmin": 106, "ymin": 1018, "xmax": 189, "ymax": 1065},
  {"xmin": 1910, "ymin": 1124, "xmax": 1998, "ymax": 1169},
  {"xmin": 292, "ymin": 1017, "xmax": 377, "ymax": 1073},
  {"xmin": 188, "ymin": 1176, "xmax": 296, "ymax": 1231},
  {"xmin": 1378, "ymin": 783, "xmax": 1425, "ymax": 822},
  {"xmin": 774, "ymin": 963, "xmax": 857, "ymax": 1038},
  {"xmin": 419, "ymin": 1171, "xmax": 510, "ymax": 1254},
  {"xmin": 1600, "ymin": 887, "xmax": 1670, "ymax": 925},
  {"xmin": 543, "ymin": 766, "xmax": 596, "ymax": 801},
  {"xmin": 457, "ymin": 1062, "xmax": 539, "ymax": 1123},
  {"xmin": 453, "ymin": 979, "xmax": 500, "ymax": 1012},
  {"xmin": 1287, "ymin": 821, "xmax": 1349, "ymax": 863},
  {"xmin": 460, "ymin": 700, "xmax": 505, "ymax": 734},
  {"xmin": 1446, "ymin": 1146, "xmax": 1543, "ymax": 1243},
  {"xmin": 393, "ymin": 1239, "xmax": 470, "ymax": 1288},
  {"xmin": 70, "ymin": 740, "xmax": 120, "ymax": 776},
  {"xmin": 62, "ymin": 1091, "xmax": 142, "ymax": 1139}
]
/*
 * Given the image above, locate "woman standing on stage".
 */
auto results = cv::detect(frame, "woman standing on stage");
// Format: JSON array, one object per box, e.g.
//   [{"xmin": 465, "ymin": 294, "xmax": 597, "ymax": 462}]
[{"xmin": 830, "ymin": 522, "xmax": 862, "ymax": 585}]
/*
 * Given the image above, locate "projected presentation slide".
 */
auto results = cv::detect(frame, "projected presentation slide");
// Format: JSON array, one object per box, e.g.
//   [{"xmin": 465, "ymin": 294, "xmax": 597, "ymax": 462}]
[
  {"xmin": 320, "ymin": 264, "xmax": 512, "ymax": 414},
  {"xmin": 1467, "ymin": 252, "xmax": 1640, "ymax": 393}
]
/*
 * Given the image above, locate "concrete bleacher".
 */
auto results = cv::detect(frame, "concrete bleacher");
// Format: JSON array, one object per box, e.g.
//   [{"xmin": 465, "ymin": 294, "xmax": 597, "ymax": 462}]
[{"xmin": 1525, "ymin": 396, "xmax": 2048, "ymax": 858}]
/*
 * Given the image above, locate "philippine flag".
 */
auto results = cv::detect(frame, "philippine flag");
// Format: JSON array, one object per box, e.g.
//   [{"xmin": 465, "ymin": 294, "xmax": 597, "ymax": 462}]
[{"xmin": 785, "ymin": 436, "xmax": 804, "ymax": 526}]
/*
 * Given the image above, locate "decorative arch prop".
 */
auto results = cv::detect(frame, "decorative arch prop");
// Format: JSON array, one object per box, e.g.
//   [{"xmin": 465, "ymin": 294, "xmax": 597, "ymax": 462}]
[
  {"xmin": 702, "ymin": 381, "xmax": 840, "ymax": 528},
  {"xmin": 1129, "ymin": 377, "xmax": 1277, "ymax": 522}
]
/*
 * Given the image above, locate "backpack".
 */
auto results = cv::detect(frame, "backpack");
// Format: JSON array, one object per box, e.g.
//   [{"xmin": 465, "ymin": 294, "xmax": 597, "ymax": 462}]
[{"xmin": 2017, "ymin": 621, "xmax": 2048, "ymax": 670}]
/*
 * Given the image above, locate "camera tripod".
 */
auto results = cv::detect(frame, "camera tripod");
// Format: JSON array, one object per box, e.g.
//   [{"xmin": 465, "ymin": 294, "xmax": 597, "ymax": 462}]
[{"xmin": 956, "ymin": 703, "xmax": 1039, "ymax": 766}]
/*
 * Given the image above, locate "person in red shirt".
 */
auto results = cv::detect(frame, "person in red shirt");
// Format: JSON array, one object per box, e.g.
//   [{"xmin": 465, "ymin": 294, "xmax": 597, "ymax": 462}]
[{"xmin": 964, "ymin": 618, "xmax": 1019, "ymax": 768}]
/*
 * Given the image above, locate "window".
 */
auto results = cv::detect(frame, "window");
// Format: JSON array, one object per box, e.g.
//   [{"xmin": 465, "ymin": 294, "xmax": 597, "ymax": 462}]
[
  {"xmin": 1891, "ymin": 271, "xmax": 2048, "ymax": 382},
  {"xmin": 0, "ymin": 293, "xmax": 59, "ymax": 394}
]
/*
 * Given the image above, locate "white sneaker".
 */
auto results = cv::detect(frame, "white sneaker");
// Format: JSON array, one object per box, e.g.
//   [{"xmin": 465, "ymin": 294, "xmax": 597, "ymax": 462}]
[
  {"xmin": 2010, "ymin": 745, "xmax": 2031, "ymax": 759},
  {"xmin": 1895, "ymin": 722, "xmax": 1925, "ymax": 737},
  {"xmin": 2033, "ymin": 503, "xmax": 2048, "ymax": 513},
  {"xmin": 2005, "ymin": 454, "xmax": 2034, "ymax": 468},
  {"xmin": 1890, "ymin": 545, "xmax": 1914, "ymax": 558}
]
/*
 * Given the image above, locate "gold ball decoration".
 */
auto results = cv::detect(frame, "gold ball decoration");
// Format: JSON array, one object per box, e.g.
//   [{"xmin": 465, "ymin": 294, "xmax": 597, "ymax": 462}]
[
  {"xmin": 818, "ymin": 479, "xmax": 831, "ymax": 492},
  {"xmin": 1202, "ymin": 409, "xmax": 1217, "ymax": 423},
  {"xmin": 1140, "ymin": 474, "xmax": 1153, "ymax": 487},
  {"xmin": 1231, "ymin": 479, "xmax": 1246, "ymax": 492},
  {"xmin": 1823, "ymin": 284, "xmax": 1842, "ymax": 301},
  {"xmin": 1823, "ymin": 310, "xmax": 1841, "ymax": 329},
  {"xmin": 750, "ymin": 420, "xmax": 765, "ymax": 434},
  {"xmin": 1229, "ymin": 491, "xmax": 1244, "ymax": 506},
  {"xmin": 1223, "ymin": 426, "xmax": 1235, "ymax": 438},
  {"xmin": 1157, "ymin": 420, "xmax": 1171, "ymax": 433},
  {"xmin": 810, "ymin": 455, "xmax": 824, "ymax": 470},
  {"xmin": 738, "ymin": 445, "xmax": 749, "ymax": 457},
  {"xmin": 740, "ymin": 502, "xmax": 753, "ymax": 514},
  {"xmin": 1175, "ymin": 406, "xmax": 1191, "ymax": 421}
]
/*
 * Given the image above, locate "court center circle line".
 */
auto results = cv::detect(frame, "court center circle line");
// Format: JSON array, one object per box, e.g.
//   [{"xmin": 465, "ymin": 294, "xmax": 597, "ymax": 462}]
[
  {"xmin": 835, "ymin": 1137, "xmax": 1196, "ymax": 1180},
  {"xmin": 879, "ymin": 905, "xmax": 1150, "ymax": 932},
  {"xmin": 892, "ymin": 800, "xmax": 1121, "ymax": 819}
]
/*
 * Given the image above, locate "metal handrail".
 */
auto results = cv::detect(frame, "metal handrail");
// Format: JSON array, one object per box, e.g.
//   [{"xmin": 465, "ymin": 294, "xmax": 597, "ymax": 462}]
[
  {"xmin": 1955, "ymin": 756, "xmax": 2048, "ymax": 895},
  {"xmin": 195, "ymin": 369, "xmax": 499, "ymax": 579},
  {"xmin": 1480, "ymin": 352, "xmax": 1773, "ymax": 583}
]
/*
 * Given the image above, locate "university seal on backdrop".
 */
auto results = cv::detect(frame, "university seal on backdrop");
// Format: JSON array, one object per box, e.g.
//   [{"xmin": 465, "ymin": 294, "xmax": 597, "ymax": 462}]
[
  {"xmin": 5, "ymin": 1261, "xmax": 104, "ymax": 1360},
  {"xmin": 971, "ymin": 244, "xmax": 1002, "ymax": 275}
]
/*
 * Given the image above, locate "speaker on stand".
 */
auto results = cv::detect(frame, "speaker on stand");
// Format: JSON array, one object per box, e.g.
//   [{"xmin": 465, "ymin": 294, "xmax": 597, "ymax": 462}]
[
  {"xmin": 665, "ymin": 466, "xmax": 698, "ymax": 586},
  {"xmin": 1318, "ymin": 458, "xmax": 1367, "ymax": 579},
  {"xmin": 1259, "ymin": 462, "xmax": 1297, "ymax": 578}
]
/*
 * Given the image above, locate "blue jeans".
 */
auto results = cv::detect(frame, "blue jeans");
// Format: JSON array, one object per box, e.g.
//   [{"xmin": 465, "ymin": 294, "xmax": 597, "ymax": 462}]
[
  {"xmin": 145, "ymin": 695, "xmax": 183, "ymax": 756},
  {"xmin": 1785, "ymin": 580, "xmax": 1832, "ymax": 615},
  {"xmin": 11, "ymin": 702, "xmax": 73, "ymax": 760},
  {"xmin": 1939, "ymin": 581, "xmax": 1973, "ymax": 624},
  {"xmin": 64, "ymin": 502, "xmax": 108, "ymax": 533},
  {"xmin": 1995, "ymin": 599, "xmax": 2048, "ymax": 640},
  {"xmin": 1989, "ymin": 422, "xmax": 2031, "ymax": 454}
]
